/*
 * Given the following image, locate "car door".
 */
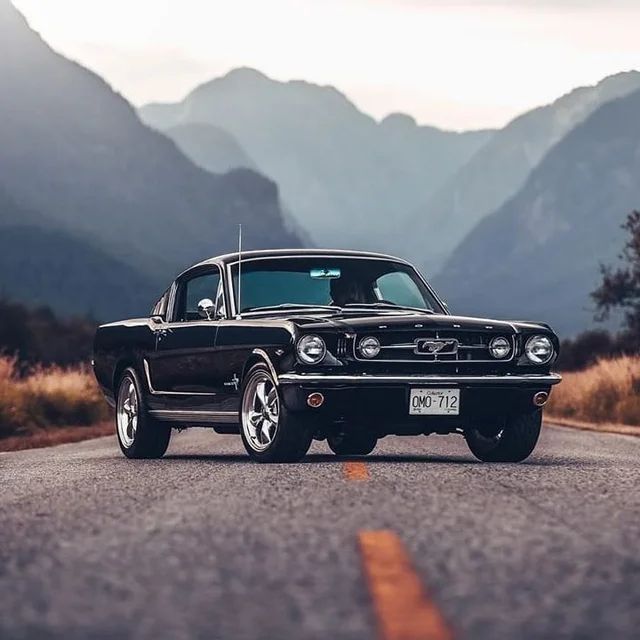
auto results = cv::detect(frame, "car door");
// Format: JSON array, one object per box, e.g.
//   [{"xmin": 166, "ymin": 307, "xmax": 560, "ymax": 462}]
[{"xmin": 146, "ymin": 266, "xmax": 224, "ymax": 399}]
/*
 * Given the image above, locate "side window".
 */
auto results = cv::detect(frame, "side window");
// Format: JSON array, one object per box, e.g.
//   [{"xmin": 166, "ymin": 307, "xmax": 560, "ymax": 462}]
[
  {"xmin": 177, "ymin": 271, "xmax": 221, "ymax": 321},
  {"xmin": 375, "ymin": 271, "xmax": 428, "ymax": 309}
]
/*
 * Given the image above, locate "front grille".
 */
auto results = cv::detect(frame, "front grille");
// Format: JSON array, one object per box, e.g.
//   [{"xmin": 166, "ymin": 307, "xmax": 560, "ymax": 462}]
[{"xmin": 353, "ymin": 330, "xmax": 516, "ymax": 363}]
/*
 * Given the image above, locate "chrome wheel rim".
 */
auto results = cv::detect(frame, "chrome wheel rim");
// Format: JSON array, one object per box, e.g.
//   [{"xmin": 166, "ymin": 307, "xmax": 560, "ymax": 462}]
[
  {"xmin": 241, "ymin": 372, "xmax": 280, "ymax": 452},
  {"xmin": 117, "ymin": 377, "xmax": 138, "ymax": 448}
]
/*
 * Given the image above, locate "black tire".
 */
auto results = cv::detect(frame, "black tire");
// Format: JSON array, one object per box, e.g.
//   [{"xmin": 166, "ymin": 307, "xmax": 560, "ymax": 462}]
[
  {"xmin": 115, "ymin": 367, "xmax": 171, "ymax": 459},
  {"xmin": 327, "ymin": 429, "xmax": 377, "ymax": 456},
  {"xmin": 239, "ymin": 363, "xmax": 313, "ymax": 463},
  {"xmin": 465, "ymin": 410, "xmax": 542, "ymax": 462}
]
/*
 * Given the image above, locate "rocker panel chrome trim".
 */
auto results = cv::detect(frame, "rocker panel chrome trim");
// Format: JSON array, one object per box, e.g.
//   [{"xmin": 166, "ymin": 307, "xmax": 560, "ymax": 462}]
[{"xmin": 149, "ymin": 410, "xmax": 238, "ymax": 423}]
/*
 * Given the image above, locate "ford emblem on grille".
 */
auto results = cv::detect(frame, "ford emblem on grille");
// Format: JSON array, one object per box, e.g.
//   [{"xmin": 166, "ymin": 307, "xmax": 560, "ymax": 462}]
[{"xmin": 414, "ymin": 338, "xmax": 459, "ymax": 355}]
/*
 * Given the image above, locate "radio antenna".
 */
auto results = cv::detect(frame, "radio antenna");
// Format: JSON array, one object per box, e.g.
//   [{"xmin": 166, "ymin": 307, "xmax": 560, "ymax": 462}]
[{"xmin": 236, "ymin": 223, "xmax": 242, "ymax": 319}]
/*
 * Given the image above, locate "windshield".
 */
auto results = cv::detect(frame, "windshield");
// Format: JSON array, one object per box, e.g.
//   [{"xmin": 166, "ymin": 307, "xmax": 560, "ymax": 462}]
[{"xmin": 230, "ymin": 257, "xmax": 444, "ymax": 314}]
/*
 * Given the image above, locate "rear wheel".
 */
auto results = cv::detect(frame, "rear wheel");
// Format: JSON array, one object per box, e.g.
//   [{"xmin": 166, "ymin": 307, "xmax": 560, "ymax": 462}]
[
  {"xmin": 240, "ymin": 364, "xmax": 313, "ymax": 463},
  {"xmin": 327, "ymin": 429, "xmax": 377, "ymax": 456},
  {"xmin": 465, "ymin": 410, "xmax": 542, "ymax": 462},
  {"xmin": 116, "ymin": 367, "xmax": 171, "ymax": 459}
]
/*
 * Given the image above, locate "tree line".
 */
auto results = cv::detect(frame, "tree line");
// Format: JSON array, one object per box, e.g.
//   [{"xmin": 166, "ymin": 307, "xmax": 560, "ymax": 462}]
[{"xmin": 0, "ymin": 299, "xmax": 95, "ymax": 371}]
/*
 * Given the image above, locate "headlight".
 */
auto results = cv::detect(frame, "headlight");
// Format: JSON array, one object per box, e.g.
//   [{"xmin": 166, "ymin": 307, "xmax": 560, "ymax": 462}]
[
  {"xmin": 296, "ymin": 335, "xmax": 326, "ymax": 364},
  {"xmin": 489, "ymin": 336, "xmax": 511, "ymax": 359},
  {"xmin": 359, "ymin": 336, "xmax": 381, "ymax": 359},
  {"xmin": 525, "ymin": 335, "xmax": 554, "ymax": 364}
]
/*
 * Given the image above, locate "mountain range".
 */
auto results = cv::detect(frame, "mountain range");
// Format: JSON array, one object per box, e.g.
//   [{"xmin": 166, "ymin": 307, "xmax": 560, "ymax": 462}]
[
  {"xmin": 409, "ymin": 71, "xmax": 640, "ymax": 274},
  {"xmin": 164, "ymin": 122, "xmax": 257, "ymax": 175},
  {"xmin": 139, "ymin": 66, "xmax": 640, "ymax": 334},
  {"xmin": 434, "ymin": 87, "xmax": 640, "ymax": 335},
  {"xmin": 0, "ymin": 188, "xmax": 155, "ymax": 319},
  {"xmin": 140, "ymin": 69, "xmax": 640, "ymax": 283},
  {"xmin": 2, "ymin": 0, "xmax": 639, "ymax": 335},
  {"xmin": 139, "ymin": 68, "xmax": 493, "ymax": 253},
  {"xmin": 0, "ymin": 0, "xmax": 299, "ymax": 320}
]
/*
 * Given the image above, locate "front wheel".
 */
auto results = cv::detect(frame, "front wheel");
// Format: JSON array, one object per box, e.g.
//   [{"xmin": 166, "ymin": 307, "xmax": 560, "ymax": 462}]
[
  {"xmin": 465, "ymin": 410, "xmax": 542, "ymax": 463},
  {"xmin": 116, "ymin": 367, "xmax": 171, "ymax": 459},
  {"xmin": 240, "ymin": 364, "xmax": 313, "ymax": 463}
]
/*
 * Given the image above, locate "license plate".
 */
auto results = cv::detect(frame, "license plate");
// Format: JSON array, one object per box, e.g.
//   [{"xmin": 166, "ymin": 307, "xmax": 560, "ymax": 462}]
[{"xmin": 409, "ymin": 388, "xmax": 460, "ymax": 415}]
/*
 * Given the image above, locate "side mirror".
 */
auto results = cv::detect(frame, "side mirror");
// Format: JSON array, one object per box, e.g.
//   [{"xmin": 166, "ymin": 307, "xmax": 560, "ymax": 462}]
[
  {"xmin": 150, "ymin": 315, "xmax": 164, "ymax": 325},
  {"xmin": 197, "ymin": 298, "xmax": 215, "ymax": 320}
]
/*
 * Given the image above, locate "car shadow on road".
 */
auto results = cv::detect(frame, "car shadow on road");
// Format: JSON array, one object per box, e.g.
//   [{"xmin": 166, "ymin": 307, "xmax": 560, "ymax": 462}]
[
  {"xmin": 163, "ymin": 453, "xmax": 251, "ymax": 463},
  {"xmin": 316, "ymin": 454, "xmax": 588, "ymax": 467},
  {"xmin": 309, "ymin": 453, "xmax": 481, "ymax": 464},
  {"xmin": 161, "ymin": 452, "xmax": 582, "ymax": 467},
  {"xmin": 162, "ymin": 452, "xmax": 478, "ymax": 464}
]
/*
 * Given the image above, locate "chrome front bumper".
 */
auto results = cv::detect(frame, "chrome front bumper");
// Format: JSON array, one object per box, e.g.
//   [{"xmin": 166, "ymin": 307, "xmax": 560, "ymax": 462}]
[{"xmin": 278, "ymin": 373, "xmax": 562, "ymax": 386}]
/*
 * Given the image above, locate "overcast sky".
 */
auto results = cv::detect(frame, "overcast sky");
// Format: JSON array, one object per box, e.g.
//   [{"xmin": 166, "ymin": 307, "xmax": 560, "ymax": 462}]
[{"xmin": 12, "ymin": 0, "xmax": 640, "ymax": 130}]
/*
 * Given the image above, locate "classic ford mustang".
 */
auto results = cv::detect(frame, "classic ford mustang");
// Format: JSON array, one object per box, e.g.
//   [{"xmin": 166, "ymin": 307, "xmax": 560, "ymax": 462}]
[{"xmin": 93, "ymin": 249, "xmax": 561, "ymax": 463}]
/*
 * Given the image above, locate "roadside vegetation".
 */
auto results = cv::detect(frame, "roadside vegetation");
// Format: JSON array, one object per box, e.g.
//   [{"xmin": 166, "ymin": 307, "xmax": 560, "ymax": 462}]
[
  {"xmin": 557, "ymin": 329, "xmax": 636, "ymax": 371},
  {"xmin": 548, "ymin": 356, "xmax": 640, "ymax": 427},
  {"xmin": 0, "ymin": 355, "xmax": 109, "ymax": 449},
  {"xmin": 0, "ymin": 299, "xmax": 95, "ymax": 369},
  {"xmin": 548, "ymin": 210, "xmax": 640, "ymax": 430}
]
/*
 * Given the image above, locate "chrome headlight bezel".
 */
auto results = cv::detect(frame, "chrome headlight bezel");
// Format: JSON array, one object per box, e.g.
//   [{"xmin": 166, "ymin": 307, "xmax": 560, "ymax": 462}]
[
  {"xmin": 296, "ymin": 334, "xmax": 327, "ymax": 364},
  {"xmin": 525, "ymin": 335, "xmax": 554, "ymax": 365},
  {"xmin": 489, "ymin": 336, "xmax": 511, "ymax": 360},
  {"xmin": 359, "ymin": 336, "xmax": 381, "ymax": 359}
]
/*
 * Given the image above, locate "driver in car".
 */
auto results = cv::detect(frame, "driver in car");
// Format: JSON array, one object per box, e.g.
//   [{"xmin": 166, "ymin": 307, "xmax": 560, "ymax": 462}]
[{"xmin": 329, "ymin": 275, "xmax": 373, "ymax": 307}]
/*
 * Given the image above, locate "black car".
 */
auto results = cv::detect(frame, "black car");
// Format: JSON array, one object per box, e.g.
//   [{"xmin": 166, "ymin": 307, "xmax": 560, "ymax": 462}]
[{"xmin": 93, "ymin": 249, "xmax": 561, "ymax": 463}]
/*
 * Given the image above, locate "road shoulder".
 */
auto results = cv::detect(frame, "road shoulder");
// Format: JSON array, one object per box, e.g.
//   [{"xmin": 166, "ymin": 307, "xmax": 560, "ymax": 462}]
[
  {"xmin": 0, "ymin": 423, "xmax": 112, "ymax": 453},
  {"xmin": 547, "ymin": 416, "xmax": 640, "ymax": 437}
]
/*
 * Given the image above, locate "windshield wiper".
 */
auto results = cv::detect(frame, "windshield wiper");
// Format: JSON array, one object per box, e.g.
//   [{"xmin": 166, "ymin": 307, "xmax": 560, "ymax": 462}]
[
  {"xmin": 342, "ymin": 303, "xmax": 435, "ymax": 314},
  {"xmin": 243, "ymin": 303, "xmax": 341, "ymax": 313}
]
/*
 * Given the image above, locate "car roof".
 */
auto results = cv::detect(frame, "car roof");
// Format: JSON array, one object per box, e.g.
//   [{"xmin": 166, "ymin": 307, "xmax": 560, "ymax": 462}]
[{"xmin": 191, "ymin": 248, "xmax": 411, "ymax": 270}]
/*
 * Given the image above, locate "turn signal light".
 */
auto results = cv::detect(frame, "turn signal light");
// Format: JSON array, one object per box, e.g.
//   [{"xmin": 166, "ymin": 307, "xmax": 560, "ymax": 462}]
[
  {"xmin": 307, "ymin": 392, "xmax": 325, "ymax": 408},
  {"xmin": 533, "ymin": 391, "xmax": 549, "ymax": 407}
]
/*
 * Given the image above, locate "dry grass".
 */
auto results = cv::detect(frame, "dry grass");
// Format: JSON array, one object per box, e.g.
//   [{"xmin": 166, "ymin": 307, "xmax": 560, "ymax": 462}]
[
  {"xmin": 549, "ymin": 356, "xmax": 640, "ymax": 426},
  {"xmin": 0, "ymin": 355, "xmax": 110, "ymax": 442}
]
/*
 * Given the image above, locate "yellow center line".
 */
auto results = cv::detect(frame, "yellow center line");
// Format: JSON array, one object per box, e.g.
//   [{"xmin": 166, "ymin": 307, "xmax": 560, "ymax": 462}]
[
  {"xmin": 344, "ymin": 461, "xmax": 370, "ymax": 481},
  {"xmin": 358, "ymin": 530, "xmax": 454, "ymax": 640}
]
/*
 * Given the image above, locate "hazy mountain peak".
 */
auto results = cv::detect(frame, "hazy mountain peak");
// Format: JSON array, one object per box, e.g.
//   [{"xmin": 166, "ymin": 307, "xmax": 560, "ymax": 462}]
[
  {"xmin": 1, "ymin": 0, "xmax": 43, "ymax": 46},
  {"xmin": 0, "ymin": 0, "xmax": 22, "ymax": 21},
  {"xmin": 435, "ymin": 86, "xmax": 640, "ymax": 335},
  {"xmin": 185, "ymin": 66, "xmax": 276, "ymax": 104},
  {"xmin": 139, "ymin": 66, "xmax": 492, "ymax": 254},
  {"xmin": 184, "ymin": 65, "xmax": 364, "ymax": 123},
  {"xmin": 507, "ymin": 69, "xmax": 640, "ymax": 130},
  {"xmin": 217, "ymin": 66, "xmax": 271, "ymax": 84},
  {"xmin": 380, "ymin": 113, "xmax": 418, "ymax": 130},
  {"xmin": 0, "ymin": 1, "xmax": 301, "ymax": 319},
  {"xmin": 409, "ymin": 69, "xmax": 640, "ymax": 275}
]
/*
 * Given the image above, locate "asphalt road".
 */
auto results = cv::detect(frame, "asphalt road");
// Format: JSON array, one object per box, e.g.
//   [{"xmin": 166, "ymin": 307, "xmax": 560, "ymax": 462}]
[{"xmin": 1, "ymin": 424, "xmax": 639, "ymax": 640}]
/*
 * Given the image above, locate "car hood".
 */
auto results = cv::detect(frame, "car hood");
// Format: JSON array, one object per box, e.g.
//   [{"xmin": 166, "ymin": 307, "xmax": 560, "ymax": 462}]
[{"xmin": 271, "ymin": 311, "xmax": 546, "ymax": 334}]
